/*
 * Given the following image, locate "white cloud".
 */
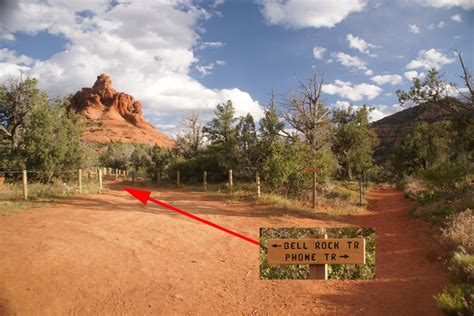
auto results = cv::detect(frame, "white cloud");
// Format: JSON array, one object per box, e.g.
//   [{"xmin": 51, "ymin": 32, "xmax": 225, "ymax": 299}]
[
  {"xmin": 403, "ymin": 70, "xmax": 426, "ymax": 80},
  {"xmin": 196, "ymin": 63, "xmax": 215, "ymax": 76},
  {"xmin": 369, "ymin": 104, "xmax": 402, "ymax": 122},
  {"xmin": 312, "ymin": 46, "xmax": 326, "ymax": 60},
  {"xmin": 427, "ymin": 24, "xmax": 435, "ymax": 30},
  {"xmin": 370, "ymin": 74, "xmax": 403, "ymax": 85},
  {"xmin": 198, "ymin": 41, "xmax": 225, "ymax": 49},
  {"xmin": 438, "ymin": 21, "xmax": 446, "ymax": 28},
  {"xmin": 409, "ymin": 24, "xmax": 420, "ymax": 33},
  {"xmin": 332, "ymin": 52, "xmax": 372, "ymax": 75},
  {"xmin": 332, "ymin": 101, "xmax": 402, "ymax": 122},
  {"xmin": 0, "ymin": 1, "xmax": 263, "ymax": 133},
  {"xmin": 415, "ymin": 0, "xmax": 474, "ymax": 10},
  {"xmin": 258, "ymin": 0, "xmax": 366, "ymax": 29},
  {"xmin": 215, "ymin": 60, "xmax": 226, "ymax": 65},
  {"xmin": 0, "ymin": 31, "xmax": 15, "ymax": 41},
  {"xmin": 333, "ymin": 100, "xmax": 351, "ymax": 109},
  {"xmin": 346, "ymin": 34, "xmax": 378, "ymax": 56},
  {"xmin": 406, "ymin": 49, "xmax": 455, "ymax": 70},
  {"xmin": 322, "ymin": 80, "xmax": 381, "ymax": 101},
  {"xmin": 451, "ymin": 14, "xmax": 462, "ymax": 22},
  {"xmin": 0, "ymin": 48, "xmax": 34, "ymax": 65}
]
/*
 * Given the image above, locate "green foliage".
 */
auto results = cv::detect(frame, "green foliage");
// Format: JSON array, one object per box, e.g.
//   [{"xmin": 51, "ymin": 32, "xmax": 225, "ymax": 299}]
[
  {"xmin": 13, "ymin": 98, "xmax": 86, "ymax": 182},
  {"xmin": 326, "ymin": 227, "xmax": 376, "ymax": 280},
  {"xmin": 390, "ymin": 121, "xmax": 455, "ymax": 177},
  {"xmin": 332, "ymin": 105, "xmax": 378, "ymax": 179},
  {"xmin": 434, "ymin": 283, "xmax": 473, "ymax": 316},
  {"xmin": 260, "ymin": 140, "xmax": 336, "ymax": 197},
  {"xmin": 99, "ymin": 143, "xmax": 135, "ymax": 170},
  {"xmin": 449, "ymin": 252, "xmax": 474, "ymax": 285},
  {"xmin": 423, "ymin": 161, "xmax": 471, "ymax": 192},
  {"xmin": 0, "ymin": 77, "xmax": 49, "ymax": 150},
  {"xmin": 202, "ymin": 100, "xmax": 239, "ymax": 172}
]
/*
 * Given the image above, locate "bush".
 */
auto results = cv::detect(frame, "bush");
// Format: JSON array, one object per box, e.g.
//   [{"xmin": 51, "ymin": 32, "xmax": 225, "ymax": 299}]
[
  {"xmin": 434, "ymin": 283, "xmax": 473, "ymax": 316},
  {"xmin": 423, "ymin": 161, "xmax": 470, "ymax": 193},
  {"xmin": 441, "ymin": 209, "xmax": 474, "ymax": 253},
  {"xmin": 449, "ymin": 252, "xmax": 474, "ymax": 284}
]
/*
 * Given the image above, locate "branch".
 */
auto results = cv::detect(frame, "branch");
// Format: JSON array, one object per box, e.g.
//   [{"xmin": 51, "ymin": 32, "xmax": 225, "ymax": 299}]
[{"xmin": 0, "ymin": 125, "xmax": 12, "ymax": 137}]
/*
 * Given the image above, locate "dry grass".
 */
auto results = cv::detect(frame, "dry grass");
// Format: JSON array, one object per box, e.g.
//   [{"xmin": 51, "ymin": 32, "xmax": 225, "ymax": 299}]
[
  {"xmin": 0, "ymin": 179, "xmax": 103, "ymax": 216},
  {"xmin": 441, "ymin": 209, "xmax": 474, "ymax": 253}
]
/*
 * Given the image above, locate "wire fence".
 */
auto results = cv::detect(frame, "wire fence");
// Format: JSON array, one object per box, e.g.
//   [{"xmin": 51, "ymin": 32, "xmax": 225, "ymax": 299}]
[{"xmin": 0, "ymin": 166, "xmax": 371, "ymax": 207}]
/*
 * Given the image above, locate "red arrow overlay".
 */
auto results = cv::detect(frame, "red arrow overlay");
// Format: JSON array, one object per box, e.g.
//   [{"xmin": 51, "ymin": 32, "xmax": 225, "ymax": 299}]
[{"xmin": 123, "ymin": 187, "xmax": 260, "ymax": 246}]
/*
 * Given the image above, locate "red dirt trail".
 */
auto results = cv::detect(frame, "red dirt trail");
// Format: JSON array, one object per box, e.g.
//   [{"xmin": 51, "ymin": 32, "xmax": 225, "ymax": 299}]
[{"xmin": 0, "ymin": 185, "xmax": 448, "ymax": 315}]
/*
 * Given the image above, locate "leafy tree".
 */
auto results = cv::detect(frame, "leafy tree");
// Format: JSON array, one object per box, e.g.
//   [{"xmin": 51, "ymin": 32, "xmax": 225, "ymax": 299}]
[
  {"xmin": 236, "ymin": 113, "xmax": 258, "ymax": 178},
  {"xmin": 332, "ymin": 105, "xmax": 378, "ymax": 179},
  {"xmin": 203, "ymin": 100, "xmax": 239, "ymax": 172},
  {"xmin": 99, "ymin": 143, "xmax": 135, "ymax": 171},
  {"xmin": 131, "ymin": 145, "xmax": 152, "ymax": 172},
  {"xmin": 203, "ymin": 100, "xmax": 237, "ymax": 145},
  {"xmin": 259, "ymin": 91, "xmax": 285, "ymax": 147},
  {"xmin": 15, "ymin": 97, "xmax": 85, "ymax": 181},
  {"xmin": 0, "ymin": 76, "xmax": 48, "ymax": 150}
]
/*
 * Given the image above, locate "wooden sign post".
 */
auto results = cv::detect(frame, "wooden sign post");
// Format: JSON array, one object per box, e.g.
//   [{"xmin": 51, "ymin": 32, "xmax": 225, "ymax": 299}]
[
  {"xmin": 309, "ymin": 230, "xmax": 327, "ymax": 280},
  {"xmin": 305, "ymin": 167, "xmax": 321, "ymax": 209},
  {"xmin": 267, "ymin": 237, "xmax": 365, "ymax": 274}
]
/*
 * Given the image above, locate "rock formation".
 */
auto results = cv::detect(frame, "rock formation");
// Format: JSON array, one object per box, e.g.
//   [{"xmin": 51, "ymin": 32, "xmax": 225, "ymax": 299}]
[{"xmin": 70, "ymin": 74, "xmax": 174, "ymax": 147}]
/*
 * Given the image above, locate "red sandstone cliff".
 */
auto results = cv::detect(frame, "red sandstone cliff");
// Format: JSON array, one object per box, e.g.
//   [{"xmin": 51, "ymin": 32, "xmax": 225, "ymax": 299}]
[{"xmin": 70, "ymin": 74, "xmax": 174, "ymax": 147}]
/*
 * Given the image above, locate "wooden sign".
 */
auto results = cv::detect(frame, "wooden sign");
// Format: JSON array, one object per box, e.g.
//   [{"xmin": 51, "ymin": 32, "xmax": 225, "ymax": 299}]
[
  {"xmin": 305, "ymin": 167, "xmax": 321, "ymax": 173},
  {"xmin": 267, "ymin": 238, "xmax": 365, "ymax": 265}
]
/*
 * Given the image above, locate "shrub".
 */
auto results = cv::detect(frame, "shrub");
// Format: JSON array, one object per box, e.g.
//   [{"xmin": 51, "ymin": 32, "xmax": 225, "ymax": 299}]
[
  {"xmin": 434, "ymin": 283, "xmax": 473, "ymax": 316},
  {"xmin": 423, "ymin": 161, "xmax": 470, "ymax": 193},
  {"xmin": 449, "ymin": 252, "xmax": 474, "ymax": 284},
  {"xmin": 441, "ymin": 209, "xmax": 474, "ymax": 253}
]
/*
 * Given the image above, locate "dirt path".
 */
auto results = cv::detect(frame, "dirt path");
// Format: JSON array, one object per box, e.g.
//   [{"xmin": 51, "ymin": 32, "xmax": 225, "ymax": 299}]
[{"xmin": 0, "ymin": 185, "xmax": 448, "ymax": 315}]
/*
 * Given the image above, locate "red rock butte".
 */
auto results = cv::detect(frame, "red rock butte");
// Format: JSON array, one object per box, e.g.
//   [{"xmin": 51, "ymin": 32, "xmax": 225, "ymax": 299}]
[{"xmin": 70, "ymin": 74, "xmax": 174, "ymax": 148}]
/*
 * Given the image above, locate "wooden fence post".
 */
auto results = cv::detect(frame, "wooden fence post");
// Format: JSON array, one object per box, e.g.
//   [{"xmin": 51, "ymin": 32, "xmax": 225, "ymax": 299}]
[
  {"xmin": 122, "ymin": 170, "xmax": 126, "ymax": 182},
  {"xmin": 312, "ymin": 171, "xmax": 317, "ymax": 209},
  {"xmin": 132, "ymin": 171, "xmax": 136, "ymax": 184},
  {"xmin": 176, "ymin": 170, "xmax": 180, "ymax": 187},
  {"xmin": 203, "ymin": 171, "xmax": 207, "ymax": 191},
  {"xmin": 228, "ymin": 169, "xmax": 233, "ymax": 191},
  {"xmin": 115, "ymin": 169, "xmax": 118, "ymax": 181},
  {"xmin": 22, "ymin": 169, "xmax": 28, "ymax": 200},
  {"xmin": 78, "ymin": 169, "xmax": 82, "ymax": 193},
  {"xmin": 98, "ymin": 168, "xmax": 103, "ymax": 192},
  {"xmin": 309, "ymin": 229, "xmax": 328, "ymax": 280},
  {"xmin": 256, "ymin": 171, "xmax": 261, "ymax": 198},
  {"xmin": 87, "ymin": 170, "xmax": 91, "ymax": 180}
]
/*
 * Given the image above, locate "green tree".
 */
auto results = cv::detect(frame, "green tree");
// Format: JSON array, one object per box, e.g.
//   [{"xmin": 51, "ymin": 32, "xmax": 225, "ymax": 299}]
[
  {"xmin": 99, "ymin": 143, "xmax": 135, "ymax": 171},
  {"xmin": 332, "ymin": 105, "xmax": 378, "ymax": 179},
  {"xmin": 391, "ymin": 121, "xmax": 455, "ymax": 176},
  {"xmin": 203, "ymin": 100, "xmax": 239, "ymax": 172},
  {"xmin": 236, "ymin": 113, "xmax": 258, "ymax": 178},
  {"xmin": 0, "ymin": 76, "xmax": 48, "ymax": 150},
  {"xmin": 16, "ymin": 97, "xmax": 85, "ymax": 181}
]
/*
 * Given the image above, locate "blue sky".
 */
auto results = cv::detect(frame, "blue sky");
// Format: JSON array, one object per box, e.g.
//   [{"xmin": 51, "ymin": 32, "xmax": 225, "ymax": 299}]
[{"xmin": 0, "ymin": 0, "xmax": 472, "ymax": 136}]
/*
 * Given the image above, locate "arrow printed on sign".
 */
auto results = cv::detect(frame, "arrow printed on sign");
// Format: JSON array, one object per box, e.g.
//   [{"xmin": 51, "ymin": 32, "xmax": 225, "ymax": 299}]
[{"xmin": 339, "ymin": 254, "xmax": 349, "ymax": 258}]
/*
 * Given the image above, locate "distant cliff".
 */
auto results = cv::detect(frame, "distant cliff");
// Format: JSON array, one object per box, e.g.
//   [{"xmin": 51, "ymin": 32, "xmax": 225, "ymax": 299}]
[
  {"xmin": 70, "ymin": 74, "xmax": 173, "ymax": 147},
  {"xmin": 372, "ymin": 102, "xmax": 459, "ymax": 162}
]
